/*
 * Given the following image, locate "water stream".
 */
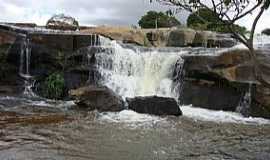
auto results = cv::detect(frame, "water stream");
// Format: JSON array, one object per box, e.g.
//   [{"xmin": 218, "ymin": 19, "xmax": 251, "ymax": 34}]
[
  {"xmin": 96, "ymin": 39, "xmax": 183, "ymax": 98},
  {"xmin": 0, "ymin": 35, "xmax": 270, "ymax": 160},
  {"xmin": 18, "ymin": 37, "xmax": 37, "ymax": 97}
]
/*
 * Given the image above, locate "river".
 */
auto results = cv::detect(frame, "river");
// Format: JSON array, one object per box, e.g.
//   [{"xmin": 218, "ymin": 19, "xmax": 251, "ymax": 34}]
[{"xmin": 0, "ymin": 36, "xmax": 270, "ymax": 160}]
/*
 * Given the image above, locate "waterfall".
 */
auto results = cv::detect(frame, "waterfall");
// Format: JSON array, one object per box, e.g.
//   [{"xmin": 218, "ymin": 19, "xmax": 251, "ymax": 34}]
[
  {"xmin": 19, "ymin": 37, "xmax": 31, "ymax": 78},
  {"xmin": 96, "ymin": 39, "xmax": 184, "ymax": 99},
  {"xmin": 172, "ymin": 59, "xmax": 185, "ymax": 99},
  {"xmin": 236, "ymin": 83, "xmax": 253, "ymax": 117},
  {"xmin": 19, "ymin": 37, "xmax": 36, "ymax": 97}
]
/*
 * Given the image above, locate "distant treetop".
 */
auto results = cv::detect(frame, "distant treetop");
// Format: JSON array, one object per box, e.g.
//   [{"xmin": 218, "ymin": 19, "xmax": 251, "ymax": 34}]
[
  {"xmin": 138, "ymin": 11, "xmax": 181, "ymax": 29},
  {"xmin": 262, "ymin": 28, "xmax": 270, "ymax": 35},
  {"xmin": 187, "ymin": 8, "xmax": 248, "ymax": 35}
]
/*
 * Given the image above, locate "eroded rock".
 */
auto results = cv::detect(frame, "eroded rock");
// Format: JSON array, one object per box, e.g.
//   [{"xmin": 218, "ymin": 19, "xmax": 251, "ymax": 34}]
[
  {"xmin": 167, "ymin": 28, "xmax": 196, "ymax": 47},
  {"xmin": 178, "ymin": 48, "xmax": 270, "ymax": 119},
  {"xmin": 69, "ymin": 85, "xmax": 125, "ymax": 112}
]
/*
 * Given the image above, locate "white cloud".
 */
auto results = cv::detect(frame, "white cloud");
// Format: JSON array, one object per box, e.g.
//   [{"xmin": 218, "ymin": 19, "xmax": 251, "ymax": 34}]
[{"xmin": 0, "ymin": 0, "xmax": 268, "ymax": 32}]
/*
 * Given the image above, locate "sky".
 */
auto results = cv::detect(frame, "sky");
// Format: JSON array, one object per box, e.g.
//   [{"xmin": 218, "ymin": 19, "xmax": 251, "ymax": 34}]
[{"xmin": 0, "ymin": 0, "xmax": 269, "ymax": 33}]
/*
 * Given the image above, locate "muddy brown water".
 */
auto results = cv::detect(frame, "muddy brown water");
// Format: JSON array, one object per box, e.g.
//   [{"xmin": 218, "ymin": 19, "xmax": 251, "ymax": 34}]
[{"xmin": 0, "ymin": 96, "xmax": 270, "ymax": 160}]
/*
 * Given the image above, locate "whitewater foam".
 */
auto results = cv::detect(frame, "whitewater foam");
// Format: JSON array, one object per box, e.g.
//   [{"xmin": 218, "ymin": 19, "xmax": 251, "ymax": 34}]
[
  {"xmin": 97, "ymin": 110, "xmax": 167, "ymax": 128},
  {"xmin": 181, "ymin": 105, "xmax": 270, "ymax": 125},
  {"xmin": 96, "ymin": 40, "xmax": 183, "ymax": 98}
]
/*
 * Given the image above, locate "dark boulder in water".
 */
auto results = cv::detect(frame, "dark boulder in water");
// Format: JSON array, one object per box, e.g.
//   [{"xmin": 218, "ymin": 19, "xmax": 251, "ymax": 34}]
[
  {"xmin": 69, "ymin": 85, "xmax": 125, "ymax": 112},
  {"xmin": 126, "ymin": 96, "xmax": 182, "ymax": 116}
]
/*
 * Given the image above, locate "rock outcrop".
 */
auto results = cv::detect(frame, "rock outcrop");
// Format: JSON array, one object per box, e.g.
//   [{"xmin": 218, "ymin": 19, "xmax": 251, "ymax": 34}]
[
  {"xmin": 177, "ymin": 48, "xmax": 270, "ymax": 118},
  {"xmin": 126, "ymin": 96, "xmax": 182, "ymax": 116},
  {"xmin": 0, "ymin": 23, "xmax": 99, "ymax": 97},
  {"xmin": 69, "ymin": 85, "xmax": 125, "ymax": 112},
  {"xmin": 80, "ymin": 26, "xmax": 151, "ymax": 46},
  {"xmin": 167, "ymin": 28, "xmax": 196, "ymax": 47},
  {"xmin": 143, "ymin": 28, "xmax": 236, "ymax": 48},
  {"xmin": 80, "ymin": 26, "xmax": 236, "ymax": 48}
]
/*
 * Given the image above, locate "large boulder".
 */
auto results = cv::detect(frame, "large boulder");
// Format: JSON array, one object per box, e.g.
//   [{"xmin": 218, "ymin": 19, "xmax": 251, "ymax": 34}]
[
  {"xmin": 46, "ymin": 14, "xmax": 79, "ymax": 31},
  {"xmin": 178, "ymin": 49, "xmax": 252, "ymax": 112},
  {"xmin": 126, "ymin": 96, "xmax": 182, "ymax": 116},
  {"xmin": 69, "ymin": 85, "xmax": 125, "ymax": 112},
  {"xmin": 177, "ymin": 48, "xmax": 270, "ymax": 119},
  {"xmin": 181, "ymin": 49, "xmax": 256, "ymax": 83}
]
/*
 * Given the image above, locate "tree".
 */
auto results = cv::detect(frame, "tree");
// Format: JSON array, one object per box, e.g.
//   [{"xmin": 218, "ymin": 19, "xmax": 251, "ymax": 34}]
[
  {"xmin": 262, "ymin": 28, "xmax": 270, "ymax": 35},
  {"xmin": 150, "ymin": 0, "xmax": 270, "ymax": 86},
  {"xmin": 138, "ymin": 11, "xmax": 181, "ymax": 28},
  {"xmin": 187, "ymin": 8, "xmax": 248, "ymax": 35}
]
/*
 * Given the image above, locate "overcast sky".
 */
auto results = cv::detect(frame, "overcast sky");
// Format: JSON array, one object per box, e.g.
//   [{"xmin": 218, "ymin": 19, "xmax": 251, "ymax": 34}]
[{"xmin": 0, "ymin": 0, "xmax": 269, "ymax": 33}]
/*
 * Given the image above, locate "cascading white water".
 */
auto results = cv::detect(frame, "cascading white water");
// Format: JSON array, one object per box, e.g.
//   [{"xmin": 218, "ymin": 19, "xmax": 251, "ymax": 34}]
[
  {"xmin": 236, "ymin": 83, "xmax": 253, "ymax": 116},
  {"xmin": 94, "ymin": 38, "xmax": 270, "ymax": 124},
  {"xmin": 19, "ymin": 37, "xmax": 36, "ymax": 97},
  {"xmin": 19, "ymin": 37, "xmax": 31, "ymax": 78},
  {"xmin": 171, "ymin": 59, "xmax": 185, "ymax": 99},
  {"xmin": 96, "ymin": 39, "xmax": 184, "ymax": 98}
]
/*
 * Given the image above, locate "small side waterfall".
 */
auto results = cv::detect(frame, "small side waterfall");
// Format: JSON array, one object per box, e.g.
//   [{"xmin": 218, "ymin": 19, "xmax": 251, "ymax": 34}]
[
  {"xmin": 172, "ymin": 59, "xmax": 185, "ymax": 99},
  {"xmin": 236, "ymin": 83, "xmax": 253, "ymax": 117},
  {"xmin": 19, "ymin": 37, "xmax": 36, "ymax": 97},
  {"xmin": 95, "ymin": 39, "xmax": 183, "ymax": 98},
  {"xmin": 19, "ymin": 38, "xmax": 31, "ymax": 78}
]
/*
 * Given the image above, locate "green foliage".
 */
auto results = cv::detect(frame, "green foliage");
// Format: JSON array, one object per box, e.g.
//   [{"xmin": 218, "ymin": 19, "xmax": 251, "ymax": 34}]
[
  {"xmin": 264, "ymin": 0, "xmax": 270, "ymax": 9},
  {"xmin": 44, "ymin": 72, "xmax": 65, "ymax": 99},
  {"xmin": 262, "ymin": 28, "xmax": 270, "ymax": 35},
  {"xmin": 187, "ymin": 8, "xmax": 248, "ymax": 35},
  {"xmin": 138, "ymin": 11, "xmax": 181, "ymax": 28}
]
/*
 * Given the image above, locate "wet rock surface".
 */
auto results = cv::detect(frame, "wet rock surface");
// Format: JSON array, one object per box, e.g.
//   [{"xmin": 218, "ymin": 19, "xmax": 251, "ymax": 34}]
[
  {"xmin": 178, "ymin": 48, "xmax": 270, "ymax": 118},
  {"xmin": 69, "ymin": 85, "xmax": 125, "ymax": 112},
  {"xmin": 179, "ymin": 81, "xmax": 243, "ymax": 111},
  {"xmin": 127, "ymin": 96, "xmax": 182, "ymax": 116},
  {"xmin": 0, "ymin": 24, "xmax": 100, "ymax": 97}
]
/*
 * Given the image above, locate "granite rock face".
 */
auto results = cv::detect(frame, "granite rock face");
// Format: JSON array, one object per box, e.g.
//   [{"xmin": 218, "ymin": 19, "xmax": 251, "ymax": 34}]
[{"xmin": 177, "ymin": 48, "xmax": 270, "ymax": 118}]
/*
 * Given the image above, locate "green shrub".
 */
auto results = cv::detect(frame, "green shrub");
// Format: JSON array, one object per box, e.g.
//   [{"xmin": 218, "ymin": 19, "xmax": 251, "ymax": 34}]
[
  {"xmin": 44, "ymin": 72, "xmax": 65, "ymax": 99},
  {"xmin": 138, "ymin": 11, "xmax": 181, "ymax": 29}
]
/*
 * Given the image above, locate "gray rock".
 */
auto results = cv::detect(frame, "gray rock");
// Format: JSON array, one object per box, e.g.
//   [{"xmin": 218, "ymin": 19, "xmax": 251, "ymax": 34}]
[
  {"xmin": 46, "ymin": 14, "xmax": 79, "ymax": 31},
  {"xmin": 167, "ymin": 28, "xmax": 196, "ymax": 47},
  {"xmin": 69, "ymin": 85, "xmax": 125, "ymax": 112}
]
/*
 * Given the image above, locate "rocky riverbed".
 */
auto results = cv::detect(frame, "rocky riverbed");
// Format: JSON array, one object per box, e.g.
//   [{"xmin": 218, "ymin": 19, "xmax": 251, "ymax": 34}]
[
  {"xmin": 1, "ymin": 22, "xmax": 270, "ymax": 160},
  {"xmin": 0, "ymin": 96, "xmax": 270, "ymax": 160}
]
